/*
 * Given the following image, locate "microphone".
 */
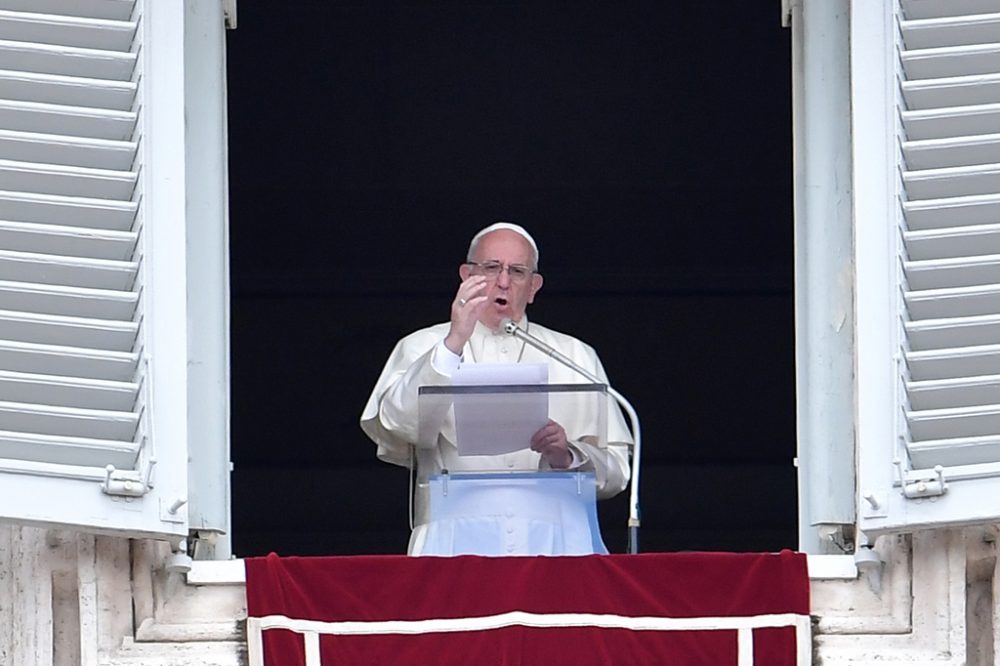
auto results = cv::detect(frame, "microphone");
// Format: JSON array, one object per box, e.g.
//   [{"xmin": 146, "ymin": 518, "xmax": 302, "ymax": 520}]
[{"xmin": 501, "ymin": 317, "xmax": 643, "ymax": 554}]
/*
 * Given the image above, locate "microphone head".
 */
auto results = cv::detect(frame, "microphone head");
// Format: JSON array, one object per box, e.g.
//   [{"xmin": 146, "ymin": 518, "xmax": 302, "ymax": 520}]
[{"xmin": 500, "ymin": 318, "xmax": 517, "ymax": 334}]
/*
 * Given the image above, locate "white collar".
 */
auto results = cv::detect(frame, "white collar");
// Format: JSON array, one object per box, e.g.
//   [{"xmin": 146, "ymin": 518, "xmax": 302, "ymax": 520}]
[{"xmin": 467, "ymin": 316, "xmax": 528, "ymax": 362}]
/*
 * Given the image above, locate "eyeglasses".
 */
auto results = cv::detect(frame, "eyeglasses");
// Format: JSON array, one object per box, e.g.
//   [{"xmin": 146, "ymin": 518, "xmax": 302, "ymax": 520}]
[{"xmin": 466, "ymin": 261, "xmax": 535, "ymax": 283}]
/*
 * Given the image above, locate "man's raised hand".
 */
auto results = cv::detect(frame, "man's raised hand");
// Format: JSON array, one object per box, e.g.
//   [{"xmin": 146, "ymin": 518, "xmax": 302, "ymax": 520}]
[{"xmin": 444, "ymin": 275, "xmax": 489, "ymax": 354}]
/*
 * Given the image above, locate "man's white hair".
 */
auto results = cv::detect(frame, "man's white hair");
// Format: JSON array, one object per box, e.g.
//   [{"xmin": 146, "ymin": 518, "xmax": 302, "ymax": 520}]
[{"xmin": 466, "ymin": 222, "xmax": 539, "ymax": 269}]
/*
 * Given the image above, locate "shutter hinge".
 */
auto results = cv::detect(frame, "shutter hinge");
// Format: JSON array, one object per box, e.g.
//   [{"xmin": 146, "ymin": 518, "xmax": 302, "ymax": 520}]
[
  {"xmin": 895, "ymin": 461, "xmax": 948, "ymax": 500},
  {"xmin": 224, "ymin": 0, "xmax": 238, "ymax": 29},
  {"xmin": 101, "ymin": 459, "xmax": 157, "ymax": 498}
]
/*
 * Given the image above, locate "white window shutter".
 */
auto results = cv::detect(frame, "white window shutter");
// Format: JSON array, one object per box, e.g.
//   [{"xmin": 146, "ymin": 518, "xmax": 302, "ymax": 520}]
[
  {"xmin": 856, "ymin": 0, "xmax": 1000, "ymax": 535},
  {"xmin": 0, "ymin": 0, "xmax": 190, "ymax": 539}
]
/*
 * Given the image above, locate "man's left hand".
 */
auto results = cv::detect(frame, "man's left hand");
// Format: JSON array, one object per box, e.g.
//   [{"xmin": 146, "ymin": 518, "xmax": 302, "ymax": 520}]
[{"xmin": 531, "ymin": 419, "xmax": 572, "ymax": 469}]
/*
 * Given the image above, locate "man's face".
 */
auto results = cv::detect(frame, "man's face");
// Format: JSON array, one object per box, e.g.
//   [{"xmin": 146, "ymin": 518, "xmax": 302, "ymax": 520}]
[{"xmin": 459, "ymin": 229, "xmax": 543, "ymax": 331}]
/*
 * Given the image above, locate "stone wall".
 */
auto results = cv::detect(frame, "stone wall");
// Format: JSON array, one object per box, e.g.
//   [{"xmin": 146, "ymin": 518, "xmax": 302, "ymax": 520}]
[
  {"xmin": 2, "ymin": 522, "xmax": 997, "ymax": 665},
  {"xmin": 0, "ymin": 525, "xmax": 245, "ymax": 666}
]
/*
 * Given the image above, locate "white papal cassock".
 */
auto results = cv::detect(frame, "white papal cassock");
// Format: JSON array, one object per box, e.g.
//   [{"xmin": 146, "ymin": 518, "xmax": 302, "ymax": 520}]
[{"xmin": 361, "ymin": 318, "xmax": 632, "ymax": 555}]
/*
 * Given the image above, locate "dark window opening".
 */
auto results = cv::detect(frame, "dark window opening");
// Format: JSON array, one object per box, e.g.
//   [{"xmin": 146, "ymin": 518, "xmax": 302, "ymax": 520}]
[{"xmin": 226, "ymin": 2, "xmax": 795, "ymax": 556}]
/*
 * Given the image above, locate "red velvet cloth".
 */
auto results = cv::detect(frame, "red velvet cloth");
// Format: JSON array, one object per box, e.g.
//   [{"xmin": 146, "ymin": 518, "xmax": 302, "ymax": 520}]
[{"xmin": 245, "ymin": 551, "xmax": 809, "ymax": 666}]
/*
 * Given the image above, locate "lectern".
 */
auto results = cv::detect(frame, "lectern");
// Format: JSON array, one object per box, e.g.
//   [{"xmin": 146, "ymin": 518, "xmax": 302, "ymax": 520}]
[{"xmin": 417, "ymin": 383, "xmax": 611, "ymax": 556}]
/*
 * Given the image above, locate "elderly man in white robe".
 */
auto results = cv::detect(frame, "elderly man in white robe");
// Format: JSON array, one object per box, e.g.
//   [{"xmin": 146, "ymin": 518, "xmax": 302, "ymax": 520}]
[{"xmin": 361, "ymin": 222, "xmax": 632, "ymax": 555}]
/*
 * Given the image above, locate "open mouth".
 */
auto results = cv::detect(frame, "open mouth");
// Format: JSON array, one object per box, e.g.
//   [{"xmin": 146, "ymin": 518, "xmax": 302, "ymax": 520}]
[{"xmin": 494, "ymin": 297, "xmax": 508, "ymax": 307}]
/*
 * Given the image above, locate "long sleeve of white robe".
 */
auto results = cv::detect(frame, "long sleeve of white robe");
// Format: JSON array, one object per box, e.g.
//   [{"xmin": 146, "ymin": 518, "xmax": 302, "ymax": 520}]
[{"xmin": 360, "ymin": 319, "xmax": 632, "ymax": 537}]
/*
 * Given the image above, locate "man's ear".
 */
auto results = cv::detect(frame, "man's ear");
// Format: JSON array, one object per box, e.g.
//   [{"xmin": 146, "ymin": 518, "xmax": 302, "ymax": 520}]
[
  {"xmin": 527, "ymin": 273, "xmax": 543, "ymax": 303},
  {"xmin": 459, "ymin": 263, "xmax": 472, "ymax": 281}
]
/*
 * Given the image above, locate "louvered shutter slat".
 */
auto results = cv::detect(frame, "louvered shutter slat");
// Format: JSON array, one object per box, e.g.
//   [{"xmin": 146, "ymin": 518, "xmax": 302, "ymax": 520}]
[
  {"xmin": 902, "ymin": 43, "xmax": 1000, "ymax": 79},
  {"xmin": 0, "ymin": 0, "xmax": 134, "ymax": 22},
  {"xmin": 903, "ymin": 194, "xmax": 1000, "ymax": 229},
  {"xmin": 0, "ymin": 40, "xmax": 136, "ymax": 80},
  {"xmin": 0, "ymin": 69, "xmax": 136, "ymax": 110},
  {"xmin": 902, "ymin": 104, "xmax": 1000, "ymax": 140},
  {"xmin": 0, "ymin": 220, "xmax": 136, "ymax": 261},
  {"xmin": 901, "ymin": 13, "xmax": 1000, "ymax": 50},
  {"xmin": 904, "ymin": 0, "xmax": 1000, "ymax": 21},
  {"xmin": 0, "ymin": 130, "xmax": 136, "ymax": 169},
  {"xmin": 0, "ymin": 309, "xmax": 137, "ymax": 350},
  {"xmin": 0, "ymin": 11, "xmax": 136, "ymax": 51},
  {"xmin": 906, "ymin": 283, "xmax": 1000, "ymax": 319},
  {"xmin": 905, "ymin": 254, "xmax": 1000, "ymax": 289},
  {"xmin": 0, "ymin": 370, "xmax": 137, "ymax": 410},
  {"xmin": 0, "ymin": 429, "xmax": 138, "ymax": 467},
  {"xmin": 908, "ymin": 374, "xmax": 1000, "ymax": 409},
  {"xmin": 904, "ymin": 223, "xmax": 1000, "ymax": 259},
  {"xmin": 0, "ymin": 159, "xmax": 137, "ymax": 199},
  {"xmin": 902, "ymin": 73, "xmax": 1000, "ymax": 109},
  {"xmin": 0, "ymin": 100, "xmax": 136, "ymax": 139},
  {"xmin": 907, "ymin": 344, "xmax": 1000, "ymax": 380},
  {"xmin": 0, "ymin": 399, "xmax": 136, "ymax": 439},
  {"xmin": 0, "ymin": 190, "xmax": 136, "ymax": 229},
  {"xmin": 903, "ymin": 133, "xmax": 1000, "ymax": 169},
  {"xmin": 908, "ymin": 437, "xmax": 1000, "ymax": 468},
  {"xmin": 907, "ymin": 403, "xmax": 1000, "ymax": 438},
  {"xmin": 0, "ymin": 339, "xmax": 137, "ymax": 381},
  {"xmin": 0, "ymin": 281, "xmax": 137, "ymax": 320},
  {"xmin": 905, "ymin": 313, "xmax": 1000, "ymax": 348},
  {"xmin": 903, "ymin": 164, "xmax": 1000, "ymax": 199},
  {"xmin": 0, "ymin": 250, "xmax": 138, "ymax": 290}
]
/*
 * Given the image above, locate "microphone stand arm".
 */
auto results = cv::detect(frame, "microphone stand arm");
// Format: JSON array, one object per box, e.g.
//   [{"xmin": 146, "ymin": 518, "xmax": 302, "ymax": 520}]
[{"xmin": 504, "ymin": 322, "xmax": 642, "ymax": 554}]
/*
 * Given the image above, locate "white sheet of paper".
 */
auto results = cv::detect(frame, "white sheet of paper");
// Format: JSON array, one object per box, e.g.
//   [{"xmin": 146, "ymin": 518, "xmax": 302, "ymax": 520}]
[{"xmin": 451, "ymin": 363, "xmax": 549, "ymax": 456}]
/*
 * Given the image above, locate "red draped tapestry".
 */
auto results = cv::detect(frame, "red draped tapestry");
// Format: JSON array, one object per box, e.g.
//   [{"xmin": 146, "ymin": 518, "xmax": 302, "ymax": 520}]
[{"xmin": 245, "ymin": 551, "xmax": 811, "ymax": 666}]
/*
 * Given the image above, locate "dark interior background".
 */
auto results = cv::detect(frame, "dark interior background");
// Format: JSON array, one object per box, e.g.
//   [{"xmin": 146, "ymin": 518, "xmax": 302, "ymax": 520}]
[{"xmin": 225, "ymin": 2, "xmax": 795, "ymax": 556}]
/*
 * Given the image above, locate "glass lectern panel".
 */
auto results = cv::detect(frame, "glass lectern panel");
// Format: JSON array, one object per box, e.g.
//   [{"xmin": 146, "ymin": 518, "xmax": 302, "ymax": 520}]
[{"xmin": 417, "ymin": 383, "xmax": 609, "ymax": 457}]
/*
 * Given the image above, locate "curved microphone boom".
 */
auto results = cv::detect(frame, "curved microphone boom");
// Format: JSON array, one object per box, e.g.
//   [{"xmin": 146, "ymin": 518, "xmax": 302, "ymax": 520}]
[{"xmin": 501, "ymin": 318, "xmax": 642, "ymax": 554}]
